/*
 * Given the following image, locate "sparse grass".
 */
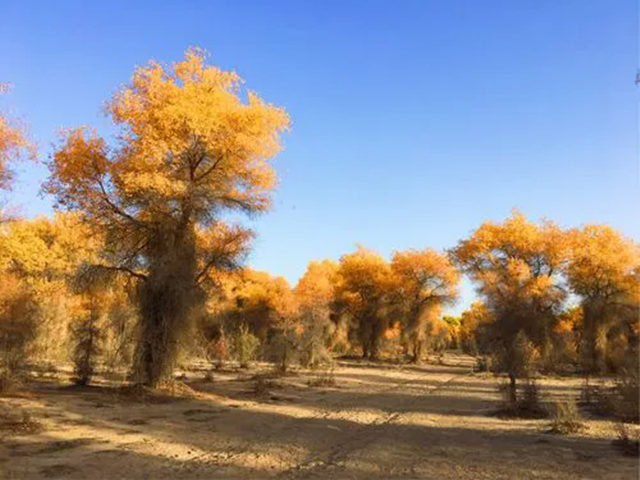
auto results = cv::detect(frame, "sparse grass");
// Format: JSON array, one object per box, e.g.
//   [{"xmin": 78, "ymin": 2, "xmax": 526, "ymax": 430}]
[
  {"xmin": 307, "ymin": 368, "xmax": 337, "ymax": 388},
  {"xmin": 474, "ymin": 356, "xmax": 491, "ymax": 373},
  {"xmin": 581, "ymin": 381, "xmax": 639, "ymax": 423},
  {"xmin": 0, "ymin": 408, "xmax": 43, "ymax": 435},
  {"xmin": 495, "ymin": 379, "xmax": 548, "ymax": 419},
  {"xmin": 0, "ymin": 370, "xmax": 22, "ymax": 395},
  {"xmin": 252, "ymin": 376, "xmax": 280, "ymax": 396},
  {"xmin": 117, "ymin": 380, "xmax": 199, "ymax": 403},
  {"xmin": 547, "ymin": 401, "xmax": 586, "ymax": 434}
]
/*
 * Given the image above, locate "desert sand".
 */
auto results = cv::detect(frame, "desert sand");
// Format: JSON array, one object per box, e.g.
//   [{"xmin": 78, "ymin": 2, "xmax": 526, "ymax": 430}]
[{"xmin": 1, "ymin": 352, "xmax": 637, "ymax": 479}]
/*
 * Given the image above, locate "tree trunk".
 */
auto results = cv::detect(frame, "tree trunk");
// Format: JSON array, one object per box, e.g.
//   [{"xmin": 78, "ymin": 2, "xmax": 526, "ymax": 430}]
[
  {"xmin": 134, "ymin": 225, "xmax": 198, "ymax": 388},
  {"xmin": 508, "ymin": 372, "xmax": 517, "ymax": 405},
  {"xmin": 411, "ymin": 341, "xmax": 422, "ymax": 364}
]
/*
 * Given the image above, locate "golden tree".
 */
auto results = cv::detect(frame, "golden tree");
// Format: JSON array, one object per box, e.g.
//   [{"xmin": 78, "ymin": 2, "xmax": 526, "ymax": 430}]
[
  {"xmin": 334, "ymin": 246, "xmax": 397, "ymax": 360},
  {"xmin": 0, "ymin": 213, "xmax": 99, "ymax": 367},
  {"xmin": 458, "ymin": 301, "xmax": 492, "ymax": 355},
  {"xmin": 45, "ymin": 48, "xmax": 290, "ymax": 386},
  {"xmin": 565, "ymin": 225, "xmax": 639, "ymax": 373},
  {"xmin": 391, "ymin": 248, "xmax": 459, "ymax": 362},
  {"xmin": 294, "ymin": 259, "xmax": 340, "ymax": 366},
  {"xmin": 451, "ymin": 211, "xmax": 570, "ymax": 403},
  {"xmin": 214, "ymin": 269, "xmax": 298, "ymax": 370}
]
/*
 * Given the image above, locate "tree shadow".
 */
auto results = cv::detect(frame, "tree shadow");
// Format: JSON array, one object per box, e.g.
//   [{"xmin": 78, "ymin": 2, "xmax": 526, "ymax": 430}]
[{"xmin": 5, "ymin": 383, "xmax": 637, "ymax": 480}]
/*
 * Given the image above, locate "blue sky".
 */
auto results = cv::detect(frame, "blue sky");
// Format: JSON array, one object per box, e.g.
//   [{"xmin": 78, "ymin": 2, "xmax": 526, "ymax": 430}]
[{"xmin": 1, "ymin": 0, "xmax": 638, "ymax": 313}]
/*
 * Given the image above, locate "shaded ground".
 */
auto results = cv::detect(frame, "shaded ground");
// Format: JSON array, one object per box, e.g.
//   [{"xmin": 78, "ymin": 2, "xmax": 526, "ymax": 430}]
[{"xmin": 0, "ymin": 352, "xmax": 637, "ymax": 479}]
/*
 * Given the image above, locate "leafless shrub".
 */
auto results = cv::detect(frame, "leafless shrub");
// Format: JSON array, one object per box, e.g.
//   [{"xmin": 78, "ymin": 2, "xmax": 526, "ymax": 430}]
[
  {"xmin": 474, "ymin": 356, "xmax": 492, "ymax": 372},
  {"xmin": 612, "ymin": 422, "xmax": 640, "ymax": 457},
  {"xmin": 0, "ymin": 276, "xmax": 38, "ymax": 379},
  {"xmin": 548, "ymin": 401, "xmax": 586, "ymax": 434},
  {"xmin": 298, "ymin": 310, "xmax": 333, "ymax": 369},
  {"xmin": 496, "ymin": 378, "xmax": 548, "ymax": 419},
  {"xmin": 229, "ymin": 324, "xmax": 260, "ymax": 369},
  {"xmin": 265, "ymin": 327, "xmax": 299, "ymax": 373},
  {"xmin": 71, "ymin": 314, "xmax": 102, "ymax": 386},
  {"xmin": 581, "ymin": 366, "xmax": 639, "ymax": 423},
  {"xmin": 307, "ymin": 366, "xmax": 337, "ymax": 388},
  {"xmin": 0, "ymin": 370, "xmax": 22, "ymax": 395},
  {"xmin": 252, "ymin": 376, "xmax": 279, "ymax": 396},
  {"xmin": 0, "ymin": 408, "xmax": 42, "ymax": 435}
]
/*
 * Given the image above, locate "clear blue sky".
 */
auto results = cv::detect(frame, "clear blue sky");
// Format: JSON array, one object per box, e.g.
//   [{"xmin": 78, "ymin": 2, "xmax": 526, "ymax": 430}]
[{"xmin": 1, "ymin": 0, "xmax": 638, "ymax": 313}]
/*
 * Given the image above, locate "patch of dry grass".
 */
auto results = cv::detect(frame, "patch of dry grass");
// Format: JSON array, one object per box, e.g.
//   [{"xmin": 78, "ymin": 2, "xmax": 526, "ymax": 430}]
[
  {"xmin": 612, "ymin": 423, "xmax": 640, "ymax": 457},
  {"xmin": 547, "ymin": 401, "xmax": 586, "ymax": 434},
  {"xmin": 0, "ymin": 408, "xmax": 43, "ymax": 435}
]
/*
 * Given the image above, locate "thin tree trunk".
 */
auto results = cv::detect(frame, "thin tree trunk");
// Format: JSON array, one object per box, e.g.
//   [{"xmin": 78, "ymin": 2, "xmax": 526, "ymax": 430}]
[{"xmin": 508, "ymin": 372, "xmax": 517, "ymax": 405}]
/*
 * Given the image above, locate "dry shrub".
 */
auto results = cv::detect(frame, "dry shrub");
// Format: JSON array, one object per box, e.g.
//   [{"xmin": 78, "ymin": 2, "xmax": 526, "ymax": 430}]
[
  {"xmin": 612, "ymin": 365, "xmax": 639, "ymax": 423},
  {"xmin": 474, "ymin": 356, "xmax": 492, "ymax": 372},
  {"xmin": 71, "ymin": 314, "xmax": 102, "ymax": 386},
  {"xmin": 548, "ymin": 401, "xmax": 586, "ymax": 434},
  {"xmin": 102, "ymin": 299, "xmax": 137, "ymax": 371},
  {"xmin": 298, "ymin": 311, "xmax": 333, "ymax": 369},
  {"xmin": 496, "ymin": 378, "xmax": 548, "ymax": 419},
  {"xmin": 0, "ymin": 276, "xmax": 38, "ymax": 378},
  {"xmin": 0, "ymin": 370, "xmax": 22, "ymax": 395},
  {"xmin": 265, "ymin": 327, "xmax": 300, "ymax": 373},
  {"xmin": 118, "ymin": 380, "xmax": 199, "ymax": 403},
  {"xmin": 581, "ymin": 365, "xmax": 639, "ymax": 423},
  {"xmin": 251, "ymin": 375, "xmax": 282, "ymax": 397},
  {"xmin": 232, "ymin": 324, "xmax": 260, "ymax": 369},
  {"xmin": 307, "ymin": 366, "xmax": 337, "ymax": 388},
  {"xmin": 612, "ymin": 422, "xmax": 640, "ymax": 457},
  {"xmin": 0, "ymin": 408, "xmax": 42, "ymax": 435}
]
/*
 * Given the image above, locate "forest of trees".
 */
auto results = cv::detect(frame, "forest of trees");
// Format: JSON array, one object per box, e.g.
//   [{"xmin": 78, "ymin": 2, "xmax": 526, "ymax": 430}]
[{"xmin": 0, "ymin": 49, "xmax": 638, "ymax": 414}]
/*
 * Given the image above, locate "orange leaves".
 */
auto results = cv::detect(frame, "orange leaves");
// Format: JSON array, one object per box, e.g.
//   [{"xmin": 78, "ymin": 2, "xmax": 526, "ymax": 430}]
[
  {"xmin": 48, "ymin": 47, "xmax": 291, "ymax": 228},
  {"xmin": 101, "ymin": 47, "xmax": 290, "ymax": 207},
  {"xmin": 0, "ymin": 212, "xmax": 99, "ymax": 283},
  {"xmin": 451, "ymin": 211, "xmax": 569, "ymax": 306},
  {"xmin": 565, "ymin": 224, "xmax": 639, "ymax": 300},
  {"xmin": 390, "ymin": 248, "xmax": 459, "ymax": 305},
  {"xmin": 45, "ymin": 128, "xmax": 110, "ymax": 210},
  {"xmin": 334, "ymin": 246, "xmax": 396, "ymax": 310},
  {"xmin": 294, "ymin": 259, "xmax": 339, "ymax": 309}
]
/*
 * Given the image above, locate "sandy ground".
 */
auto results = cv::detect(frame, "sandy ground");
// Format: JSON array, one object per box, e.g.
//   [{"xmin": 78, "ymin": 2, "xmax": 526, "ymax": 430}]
[{"xmin": 0, "ymin": 352, "xmax": 637, "ymax": 479}]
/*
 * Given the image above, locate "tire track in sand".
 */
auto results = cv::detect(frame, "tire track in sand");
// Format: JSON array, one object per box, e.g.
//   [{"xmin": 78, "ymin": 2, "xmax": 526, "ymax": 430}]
[{"xmin": 279, "ymin": 360, "xmax": 474, "ymax": 479}]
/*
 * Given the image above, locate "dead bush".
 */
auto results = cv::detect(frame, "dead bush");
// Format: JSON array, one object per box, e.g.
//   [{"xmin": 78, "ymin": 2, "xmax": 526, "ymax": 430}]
[
  {"xmin": 0, "ymin": 370, "xmax": 22, "ymax": 395},
  {"xmin": 581, "ymin": 369, "xmax": 639, "ymax": 423},
  {"xmin": 265, "ymin": 327, "xmax": 299, "ymax": 373},
  {"xmin": 252, "ymin": 376, "xmax": 279, "ymax": 396},
  {"xmin": 612, "ymin": 422, "xmax": 640, "ymax": 457},
  {"xmin": 232, "ymin": 324, "xmax": 260, "ymax": 369},
  {"xmin": 0, "ymin": 276, "xmax": 38, "ymax": 376},
  {"xmin": 496, "ymin": 378, "xmax": 548, "ymax": 419},
  {"xmin": 307, "ymin": 366, "xmax": 337, "ymax": 388},
  {"xmin": 71, "ymin": 314, "xmax": 102, "ymax": 386},
  {"xmin": 548, "ymin": 401, "xmax": 586, "ymax": 434},
  {"xmin": 474, "ymin": 356, "xmax": 492, "ymax": 372},
  {"xmin": 0, "ymin": 408, "xmax": 43, "ymax": 435}
]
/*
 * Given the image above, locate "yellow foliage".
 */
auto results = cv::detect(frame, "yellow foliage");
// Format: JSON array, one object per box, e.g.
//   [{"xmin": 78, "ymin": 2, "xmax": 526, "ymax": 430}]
[
  {"xmin": 391, "ymin": 248, "xmax": 459, "ymax": 306},
  {"xmin": 46, "ymin": 47, "xmax": 290, "ymax": 220},
  {"xmin": 452, "ymin": 210, "xmax": 569, "ymax": 307},
  {"xmin": 294, "ymin": 259, "xmax": 339, "ymax": 309},
  {"xmin": 566, "ymin": 225, "xmax": 638, "ymax": 302}
]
